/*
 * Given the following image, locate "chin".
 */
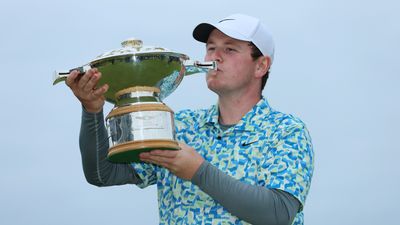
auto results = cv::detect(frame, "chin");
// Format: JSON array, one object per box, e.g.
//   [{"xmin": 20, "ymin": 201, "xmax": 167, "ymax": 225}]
[{"xmin": 206, "ymin": 81, "xmax": 221, "ymax": 94}]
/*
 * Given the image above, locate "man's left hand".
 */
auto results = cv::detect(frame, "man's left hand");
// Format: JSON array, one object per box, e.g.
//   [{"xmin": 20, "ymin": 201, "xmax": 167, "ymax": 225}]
[{"xmin": 139, "ymin": 142, "xmax": 204, "ymax": 180}]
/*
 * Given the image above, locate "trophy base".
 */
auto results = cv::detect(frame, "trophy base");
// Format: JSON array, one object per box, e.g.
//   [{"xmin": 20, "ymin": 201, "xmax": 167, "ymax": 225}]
[{"xmin": 107, "ymin": 139, "xmax": 180, "ymax": 163}]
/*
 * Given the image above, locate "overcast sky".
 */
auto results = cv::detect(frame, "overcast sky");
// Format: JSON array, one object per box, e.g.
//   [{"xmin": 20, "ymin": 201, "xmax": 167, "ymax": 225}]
[{"xmin": 0, "ymin": 0, "xmax": 399, "ymax": 224}]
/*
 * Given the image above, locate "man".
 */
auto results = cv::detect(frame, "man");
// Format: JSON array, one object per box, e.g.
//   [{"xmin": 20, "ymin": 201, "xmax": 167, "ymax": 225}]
[{"xmin": 67, "ymin": 14, "xmax": 314, "ymax": 225}]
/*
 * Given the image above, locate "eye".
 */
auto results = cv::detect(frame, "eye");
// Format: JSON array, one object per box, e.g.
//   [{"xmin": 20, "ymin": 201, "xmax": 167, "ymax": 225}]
[
  {"xmin": 225, "ymin": 48, "xmax": 236, "ymax": 53},
  {"xmin": 206, "ymin": 46, "xmax": 216, "ymax": 52}
]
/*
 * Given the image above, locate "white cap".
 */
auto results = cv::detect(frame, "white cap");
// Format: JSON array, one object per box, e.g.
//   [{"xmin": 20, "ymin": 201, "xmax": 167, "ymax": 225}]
[{"xmin": 193, "ymin": 14, "xmax": 275, "ymax": 63}]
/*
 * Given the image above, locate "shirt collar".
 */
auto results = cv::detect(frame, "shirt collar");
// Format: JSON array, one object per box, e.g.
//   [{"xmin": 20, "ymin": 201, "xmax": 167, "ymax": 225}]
[{"xmin": 200, "ymin": 97, "xmax": 272, "ymax": 132}]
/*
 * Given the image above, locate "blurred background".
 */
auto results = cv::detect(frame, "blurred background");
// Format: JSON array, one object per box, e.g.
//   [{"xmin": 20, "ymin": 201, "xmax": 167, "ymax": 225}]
[{"xmin": 0, "ymin": 0, "xmax": 399, "ymax": 224}]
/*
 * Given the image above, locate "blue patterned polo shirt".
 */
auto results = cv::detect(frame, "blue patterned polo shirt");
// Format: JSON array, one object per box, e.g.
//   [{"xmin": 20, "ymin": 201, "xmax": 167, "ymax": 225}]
[{"xmin": 131, "ymin": 97, "xmax": 314, "ymax": 225}]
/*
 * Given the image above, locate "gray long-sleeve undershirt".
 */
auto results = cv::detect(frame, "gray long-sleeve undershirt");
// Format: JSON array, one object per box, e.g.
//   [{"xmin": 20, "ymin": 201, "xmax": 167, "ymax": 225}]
[{"xmin": 79, "ymin": 108, "xmax": 300, "ymax": 225}]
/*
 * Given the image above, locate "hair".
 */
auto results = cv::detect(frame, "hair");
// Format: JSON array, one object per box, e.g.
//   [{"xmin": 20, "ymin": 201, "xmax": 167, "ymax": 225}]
[{"xmin": 248, "ymin": 42, "xmax": 270, "ymax": 91}]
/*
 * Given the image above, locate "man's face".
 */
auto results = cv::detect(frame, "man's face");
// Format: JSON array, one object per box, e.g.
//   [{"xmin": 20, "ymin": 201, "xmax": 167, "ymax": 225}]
[{"xmin": 204, "ymin": 29, "xmax": 261, "ymax": 96}]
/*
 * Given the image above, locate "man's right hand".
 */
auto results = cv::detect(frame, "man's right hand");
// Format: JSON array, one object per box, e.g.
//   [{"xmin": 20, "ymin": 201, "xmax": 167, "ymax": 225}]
[{"xmin": 66, "ymin": 68, "xmax": 109, "ymax": 113}]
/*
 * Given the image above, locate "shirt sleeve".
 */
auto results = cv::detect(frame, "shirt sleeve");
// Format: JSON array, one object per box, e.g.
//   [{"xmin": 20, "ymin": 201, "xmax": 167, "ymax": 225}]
[
  {"xmin": 264, "ymin": 120, "xmax": 314, "ymax": 208},
  {"xmin": 79, "ymin": 107, "xmax": 142, "ymax": 186},
  {"xmin": 130, "ymin": 162, "xmax": 158, "ymax": 188},
  {"xmin": 192, "ymin": 160, "xmax": 300, "ymax": 225}
]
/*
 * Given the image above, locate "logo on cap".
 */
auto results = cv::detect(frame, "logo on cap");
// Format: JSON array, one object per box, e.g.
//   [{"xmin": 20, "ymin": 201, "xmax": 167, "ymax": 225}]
[{"xmin": 218, "ymin": 18, "xmax": 235, "ymax": 23}]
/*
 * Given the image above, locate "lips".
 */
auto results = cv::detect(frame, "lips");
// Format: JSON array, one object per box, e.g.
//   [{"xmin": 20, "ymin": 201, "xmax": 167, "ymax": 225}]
[{"xmin": 208, "ymin": 70, "xmax": 219, "ymax": 76}]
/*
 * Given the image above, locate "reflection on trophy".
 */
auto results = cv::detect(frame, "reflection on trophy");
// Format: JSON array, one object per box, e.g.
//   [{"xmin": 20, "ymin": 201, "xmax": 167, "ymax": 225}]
[{"xmin": 53, "ymin": 38, "xmax": 217, "ymax": 163}]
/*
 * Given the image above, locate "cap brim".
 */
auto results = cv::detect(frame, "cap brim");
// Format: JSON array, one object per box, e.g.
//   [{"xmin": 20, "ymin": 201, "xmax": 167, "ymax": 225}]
[
  {"xmin": 193, "ymin": 22, "xmax": 252, "ymax": 44},
  {"xmin": 193, "ymin": 23, "xmax": 217, "ymax": 43}
]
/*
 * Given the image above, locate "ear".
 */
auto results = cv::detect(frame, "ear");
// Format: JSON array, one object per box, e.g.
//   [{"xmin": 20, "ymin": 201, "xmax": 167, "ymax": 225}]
[{"xmin": 255, "ymin": 56, "xmax": 271, "ymax": 78}]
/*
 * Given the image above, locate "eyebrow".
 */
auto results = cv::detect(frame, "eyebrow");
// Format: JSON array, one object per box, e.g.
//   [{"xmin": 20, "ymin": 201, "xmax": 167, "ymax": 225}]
[{"xmin": 206, "ymin": 40, "xmax": 241, "ymax": 47}]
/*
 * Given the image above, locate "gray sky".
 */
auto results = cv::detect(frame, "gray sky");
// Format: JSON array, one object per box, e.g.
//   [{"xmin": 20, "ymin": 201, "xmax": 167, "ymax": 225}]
[{"xmin": 1, "ymin": 0, "xmax": 399, "ymax": 224}]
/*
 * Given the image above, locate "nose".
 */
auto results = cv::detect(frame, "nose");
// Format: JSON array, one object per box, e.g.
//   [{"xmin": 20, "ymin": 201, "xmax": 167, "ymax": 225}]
[{"xmin": 205, "ymin": 49, "xmax": 222, "ymax": 63}]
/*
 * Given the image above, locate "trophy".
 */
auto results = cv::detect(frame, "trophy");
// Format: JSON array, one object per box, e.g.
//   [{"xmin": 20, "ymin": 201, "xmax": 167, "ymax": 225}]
[{"xmin": 53, "ymin": 38, "xmax": 216, "ymax": 163}]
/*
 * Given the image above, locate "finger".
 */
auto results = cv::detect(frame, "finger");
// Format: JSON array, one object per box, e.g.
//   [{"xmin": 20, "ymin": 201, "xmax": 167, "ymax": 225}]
[
  {"xmin": 139, "ymin": 158, "xmax": 151, "ymax": 164},
  {"xmin": 92, "ymin": 84, "xmax": 109, "ymax": 97},
  {"xmin": 139, "ymin": 152, "xmax": 155, "ymax": 161},
  {"xmin": 149, "ymin": 150, "xmax": 179, "ymax": 158},
  {"xmin": 142, "ymin": 154, "xmax": 174, "ymax": 165},
  {"xmin": 66, "ymin": 70, "xmax": 80, "ymax": 88},
  {"xmin": 178, "ymin": 142, "xmax": 189, "ymax": 149},
  {"xmin": 146, "ymin": 159, "xmax": 171, "ymax": 171},
  {"xmin": 83, "ymin": 70, "xmax": 101, "ymax": 93},
  {"xmin": 77, "ymin": 68, "xmax": 96, "ymax": 90},
  {"xmin": 140, "ymin": 155, "xmax": 177, "ymax": 173},
  {"xmin": 139, "ymin": 156, "xmax": 162, "ymax": 166},
  {"xmin": 150, "ymin": 159, "xmax": 173, "ymax": 171},
  {"xmin": 139, "ymin": 152, "xmax": 150, "ymax": 158}
]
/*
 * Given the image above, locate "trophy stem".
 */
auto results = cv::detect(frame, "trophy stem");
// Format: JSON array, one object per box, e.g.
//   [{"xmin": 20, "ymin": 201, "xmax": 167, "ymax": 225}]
[{"xmin": 115, "ymin": 86, "xmax": 162, "ymax": 107}]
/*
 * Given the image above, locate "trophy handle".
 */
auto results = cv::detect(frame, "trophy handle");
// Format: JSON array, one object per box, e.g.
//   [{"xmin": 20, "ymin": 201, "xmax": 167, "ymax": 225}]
[
  {"xmin": 183, "ymin": 60, "xmax": 217, "ymax": 76},
  {"xmin": 52, "ymin": 71, "xmax": 69, "ymax": 85},
  {"xmin": 52, "ymin": 64, "xmax": 91, "ymax": 85}
]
